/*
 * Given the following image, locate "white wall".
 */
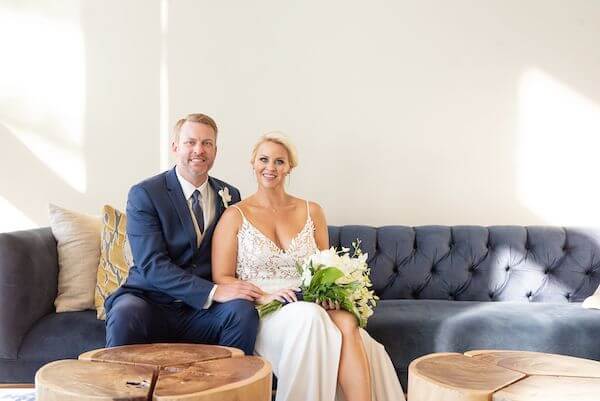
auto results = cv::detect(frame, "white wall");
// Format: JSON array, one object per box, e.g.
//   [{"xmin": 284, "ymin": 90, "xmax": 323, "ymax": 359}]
[
  {"xmin": 1, "ymin": 0, "xmax": 160, "ymax": 231},
  {"xmin": 2, "ymin": 0, "xmax": 600, "ymax": 231}
]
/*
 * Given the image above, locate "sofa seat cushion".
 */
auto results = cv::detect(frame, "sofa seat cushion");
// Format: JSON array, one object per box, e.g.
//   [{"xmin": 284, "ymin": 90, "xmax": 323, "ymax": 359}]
[
  {"xmin": 18, "ymin": 311, "xmax": 105, "ymax": 361},
  {"xmin": 367, "ymin": 299, "xmax": 600, "ymax": 389}
]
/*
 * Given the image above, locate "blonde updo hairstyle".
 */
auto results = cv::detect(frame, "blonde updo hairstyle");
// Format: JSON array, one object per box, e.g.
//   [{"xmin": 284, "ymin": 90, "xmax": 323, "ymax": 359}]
[{"xmin": 250, "ymin": 132, "xmax": 299, "ymax": 171}]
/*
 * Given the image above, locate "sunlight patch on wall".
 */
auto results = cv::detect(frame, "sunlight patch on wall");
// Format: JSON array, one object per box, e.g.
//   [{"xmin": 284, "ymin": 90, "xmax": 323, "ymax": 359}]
[
  {"xmin": 518, "ymin": 68, "xmax": 600, "ymax": 225},
  {"xmin": 0, "ymin": 196, "xmax": 37, "ymax": 233},
  {"xmin": 4, "ymin": 123, "xmax": 86, "ymax": 193},
  {"xmin": 0, "ymin": 5, "xmax": 86, "ymax": 192}
]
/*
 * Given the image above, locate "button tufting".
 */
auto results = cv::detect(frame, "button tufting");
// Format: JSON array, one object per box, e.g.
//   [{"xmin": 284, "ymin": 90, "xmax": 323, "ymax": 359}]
[
  {"xmin": 488, "ymin": 292, "xmax": 495, "ymax": 299},
  {"xmin": 468, "ymin": 266, "xmax": 475, "ymax": 273},
  {"xmin": 526, "ymin": 291, "xmax": 533, "ymax": 298},
  {"xmin": 544, "ymin": 268, "xmax": 551, "ymax": 274},
  {"xmin": 505, "ymin": 266, "xmax": 510, "ymax": 272},
  {"xmin": 430, "ymin": 266, "xmax": 437, "ymax": 274},
  {"xmin": 566, "ymin": 293, "xmax": 571, "ymax": 300},
  {"xmin": 586, "ymin": 270, "xmax": 592, "ymax": 276}
]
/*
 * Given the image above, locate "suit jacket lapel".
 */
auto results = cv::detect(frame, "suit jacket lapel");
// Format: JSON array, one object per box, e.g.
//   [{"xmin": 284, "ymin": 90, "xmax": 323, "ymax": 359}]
[
  {"xmin": 209, "ymin": 176, "xmax": 226, "ymax": 224},
  {"xmin": 166, "ymin": 167, "xmax": 197, "ymax": 251}
]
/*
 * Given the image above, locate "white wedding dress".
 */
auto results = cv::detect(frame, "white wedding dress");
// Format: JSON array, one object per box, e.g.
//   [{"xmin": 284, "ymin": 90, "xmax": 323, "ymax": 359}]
[{"xmin": 233, "ymin": 203, "xmax": 405, "ymax": 401}]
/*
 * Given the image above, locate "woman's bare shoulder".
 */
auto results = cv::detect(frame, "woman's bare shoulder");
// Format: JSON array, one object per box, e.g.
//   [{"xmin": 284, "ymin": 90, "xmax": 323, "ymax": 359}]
[
  {"xmin": 292, "ymin": 197, "xmax": 326, "ymax": 221},
  {"xmin": 306, "ymin": 200, "xmax": 325, "ymax": 216},
  {"xmin": 288, "ymin": 196, "xmax": 319, "ymax": 208},
  {"xmin": 235, "ymin": 195, "xmax": 256, "ymax": 209},
  {"xmin": 219, "ymin": 203, "xmax": 244, "ymax": 227}
]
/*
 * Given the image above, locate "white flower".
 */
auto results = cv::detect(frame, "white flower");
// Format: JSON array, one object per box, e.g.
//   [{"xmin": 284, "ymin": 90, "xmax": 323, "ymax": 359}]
[
  {"xmin": 301, "ymin": 267, "xmax": 313, "ymax": 287},
  {"xmin": 258, "ymin": 244, "xmax": 378, "ymax": 328},
  {"xmin": 218, "ymin": 187, "xmax": 232, "ymax": 208},
  {"xmin": 308, "ymin": 247, "xmax": 340, "ymax": 268}
]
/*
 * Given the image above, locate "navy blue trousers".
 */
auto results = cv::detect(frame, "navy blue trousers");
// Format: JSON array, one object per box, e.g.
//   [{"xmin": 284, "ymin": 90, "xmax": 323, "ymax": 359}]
[{"xmin": 105, "ymin": 293, "xmax": 259, "ymax": 355}]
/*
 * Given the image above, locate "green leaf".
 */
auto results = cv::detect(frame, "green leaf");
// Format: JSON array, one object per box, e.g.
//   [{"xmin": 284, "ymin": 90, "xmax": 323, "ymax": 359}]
[{"xmin": 316, "ymin": 267, "xmax": 344, "ymax": 285}]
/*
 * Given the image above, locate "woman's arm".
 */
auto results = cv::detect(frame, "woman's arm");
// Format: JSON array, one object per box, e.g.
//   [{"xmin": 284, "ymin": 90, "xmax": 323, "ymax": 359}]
[
  {"xmin": 309, "ymin": 201, "xmax": 329, "ymax": 250},
  {"xmin": 211, "ymin": 206, "xmax": 264, "ymax": 302},
  {"xmin": 211, "ymin": 206, "xmax": 243, "ymax": 285},
  {"xmin": 310, "ymin": 201, "xmax": 341, "ymax": 310}
]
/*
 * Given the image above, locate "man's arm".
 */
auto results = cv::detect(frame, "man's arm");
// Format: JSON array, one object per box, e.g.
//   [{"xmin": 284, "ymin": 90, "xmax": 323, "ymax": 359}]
[{"xmin": 126, "ymin": 184, "xmax": 213, "ymax": 309}]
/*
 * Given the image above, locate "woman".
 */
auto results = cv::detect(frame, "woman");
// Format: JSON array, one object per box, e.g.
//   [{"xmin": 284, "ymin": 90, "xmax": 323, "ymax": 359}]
[{"xmin": 212, "ymin": 133, "xmax": 405, "ymax": 401}]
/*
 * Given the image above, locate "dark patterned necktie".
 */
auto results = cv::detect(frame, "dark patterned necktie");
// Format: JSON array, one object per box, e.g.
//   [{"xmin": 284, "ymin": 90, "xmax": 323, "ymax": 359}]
[{"xmin": 191, "ymin": 190, "xmax": 205, "ymax": 234}]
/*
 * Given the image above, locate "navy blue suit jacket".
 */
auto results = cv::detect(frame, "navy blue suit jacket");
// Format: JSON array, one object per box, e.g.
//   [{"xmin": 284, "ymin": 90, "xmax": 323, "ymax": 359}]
[{"xmin": 105, "ymin": 167, "xmax": 241, "ymax": 312}]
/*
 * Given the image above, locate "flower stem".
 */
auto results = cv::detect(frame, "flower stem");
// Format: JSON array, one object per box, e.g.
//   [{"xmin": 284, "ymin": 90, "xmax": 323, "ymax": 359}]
[{"xmin": 256, "ymin": 300, "xmax": 284, "ymax": 318}]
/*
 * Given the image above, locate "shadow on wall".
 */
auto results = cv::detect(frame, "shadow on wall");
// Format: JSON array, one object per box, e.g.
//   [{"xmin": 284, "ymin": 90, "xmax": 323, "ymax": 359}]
[
  {"xmin": 166, "ymin": 2, "xmax": 600, "ymax": 226},
  {"xmin": 0, "ymin": 1, "xmax": 160, "ymax": 232},
  {"xmin": 517, "ymin": 68, "xmax": 600, "ymax": 226},
  {"xmin": 0, "ymin": 123, "xmax": 87, "ymax": 230},
  {"xmin": 2, "ymin": 2, "xmax": 600, "ymax": 230},
  {"xmin": 0, "ymin": 2, "xmax": 88, "ymax": 231}
]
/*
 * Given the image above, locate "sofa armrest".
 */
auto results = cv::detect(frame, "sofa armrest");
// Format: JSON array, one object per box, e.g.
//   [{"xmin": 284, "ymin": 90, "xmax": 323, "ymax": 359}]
[{"xmin": 0, "ymin": 227, "xmax": 58, "ymax": 359}]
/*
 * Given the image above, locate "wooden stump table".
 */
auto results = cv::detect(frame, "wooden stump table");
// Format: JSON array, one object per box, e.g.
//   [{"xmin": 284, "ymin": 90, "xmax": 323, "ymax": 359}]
[
  {"xmin": 408, "ymin": 350, "xmax": 600, "ymax": 401},
  {"xmin": 35, "ymin": 343, "xmax": 272, "ymax": 401}
]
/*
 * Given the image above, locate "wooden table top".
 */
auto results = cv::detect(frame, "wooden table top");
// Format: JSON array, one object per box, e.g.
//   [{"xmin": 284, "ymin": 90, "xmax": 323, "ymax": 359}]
[
  {"xmin": 35, "ymin": 343, "xmax": 272, "ymax": 401},
  {"xmin": 409, "ymin": 350, "xmax": 600, "ymax": 401}
]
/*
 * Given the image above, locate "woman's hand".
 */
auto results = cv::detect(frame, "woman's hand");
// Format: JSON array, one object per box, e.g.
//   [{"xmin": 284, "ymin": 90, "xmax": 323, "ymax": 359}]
[
  {"xmin": 256, "ymin": 288, "xmax": 299, "ymax": 305},
  {"xmin": 319, "ymin": 299, "xmax": 340, "ymax": 310}
]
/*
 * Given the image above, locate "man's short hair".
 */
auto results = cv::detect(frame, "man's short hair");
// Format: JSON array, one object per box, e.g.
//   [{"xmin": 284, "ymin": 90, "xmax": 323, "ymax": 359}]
[{"xmin": 172, "ymin": 113, "xmax": 218, "ymax": 143}]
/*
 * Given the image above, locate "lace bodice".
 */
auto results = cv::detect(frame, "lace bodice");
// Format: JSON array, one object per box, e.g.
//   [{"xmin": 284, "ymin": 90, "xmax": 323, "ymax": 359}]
[{"xmin": 234, "ymin": 202, "xmax": 318, "ymax": 293}]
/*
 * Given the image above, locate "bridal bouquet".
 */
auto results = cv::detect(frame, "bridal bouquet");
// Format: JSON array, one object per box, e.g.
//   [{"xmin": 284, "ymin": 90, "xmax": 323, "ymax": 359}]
[{"xmin": 257, "ymin": 241, "xmax": 379, "ymax": 328}]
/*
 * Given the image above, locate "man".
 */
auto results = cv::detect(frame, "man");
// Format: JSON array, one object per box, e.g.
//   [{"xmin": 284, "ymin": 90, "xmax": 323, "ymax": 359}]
[{"xmin": 105, "ymin": 113, "xmax": 263, "ymax": 354}]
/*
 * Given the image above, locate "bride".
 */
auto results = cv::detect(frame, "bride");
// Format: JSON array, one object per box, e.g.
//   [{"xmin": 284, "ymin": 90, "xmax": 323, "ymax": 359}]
[{"xmin": 212, "ymin": 133, "xmax": 405, "ymax": 401}]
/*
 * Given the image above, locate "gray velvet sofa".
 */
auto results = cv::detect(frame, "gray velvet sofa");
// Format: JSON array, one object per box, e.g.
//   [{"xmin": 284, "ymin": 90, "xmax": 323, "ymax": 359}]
[{"xmin": 2, "ymin": 225, "xmax": 600, "ymax": 390}]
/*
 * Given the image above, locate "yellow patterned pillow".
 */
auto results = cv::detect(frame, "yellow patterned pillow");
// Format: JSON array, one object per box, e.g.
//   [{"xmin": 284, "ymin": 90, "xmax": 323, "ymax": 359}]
[{"xmin": 95, "ymin": 205, "xmax": 133, "ymax": 320}]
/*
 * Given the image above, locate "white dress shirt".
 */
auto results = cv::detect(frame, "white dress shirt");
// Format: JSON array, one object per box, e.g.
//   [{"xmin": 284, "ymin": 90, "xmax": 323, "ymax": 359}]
[{"xmin": 175, "ymin": 168, "xmax": 217, "ymax": 309}]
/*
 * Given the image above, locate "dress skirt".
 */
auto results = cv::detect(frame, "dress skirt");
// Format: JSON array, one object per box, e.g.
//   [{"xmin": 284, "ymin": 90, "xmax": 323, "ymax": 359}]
[{"xmin": 254, "ymin": 301, "xmax": 406, "ymax": 401}]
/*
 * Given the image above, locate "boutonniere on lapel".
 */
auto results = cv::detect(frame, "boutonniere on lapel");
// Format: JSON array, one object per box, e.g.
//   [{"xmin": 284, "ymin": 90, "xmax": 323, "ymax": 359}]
[{"xmin": 218, "ymin": 187, "xmax": 232, "ymax": 208}]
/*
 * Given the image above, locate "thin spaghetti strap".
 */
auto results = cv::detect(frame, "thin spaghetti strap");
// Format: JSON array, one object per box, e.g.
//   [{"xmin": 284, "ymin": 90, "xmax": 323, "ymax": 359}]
[
  {"xmin": 231, "ymin": 204, "xmax": 246, "ymax": 220},
  {"xmin": 305, "ymin": 200, "xmax": 311, "ymax": 220}
]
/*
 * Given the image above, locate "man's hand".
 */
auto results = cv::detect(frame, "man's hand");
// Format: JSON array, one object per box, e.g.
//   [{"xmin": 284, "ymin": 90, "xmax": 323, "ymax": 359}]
[{"xmin": 213, "ymin": 281, "xmax": 264, "ymax": 303}]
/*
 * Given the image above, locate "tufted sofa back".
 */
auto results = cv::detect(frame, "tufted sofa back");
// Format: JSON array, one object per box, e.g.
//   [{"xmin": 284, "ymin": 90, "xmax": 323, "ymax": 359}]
[{"xmin": 328, "ymin": 226, "xmax": 600, "ymax": 303}]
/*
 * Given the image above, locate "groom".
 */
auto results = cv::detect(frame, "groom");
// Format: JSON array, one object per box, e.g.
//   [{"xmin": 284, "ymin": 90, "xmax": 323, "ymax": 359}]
[{"xmin": 105, "ymin": 113, "xmax": 263, "ymax": 354}]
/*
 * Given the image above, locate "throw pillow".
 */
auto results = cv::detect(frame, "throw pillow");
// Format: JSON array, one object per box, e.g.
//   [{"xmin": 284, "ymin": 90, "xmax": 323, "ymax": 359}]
[
  {"xmin": 49, "ymin": 204, "xmax": 102, "ymax": 312},
  {"xmin": 95, "ymin": 205, "xmax": 133, "ymax": 320},
  {"xmin": 583, "ymin": 285, "xmax": 600, "ymax": 309}
]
